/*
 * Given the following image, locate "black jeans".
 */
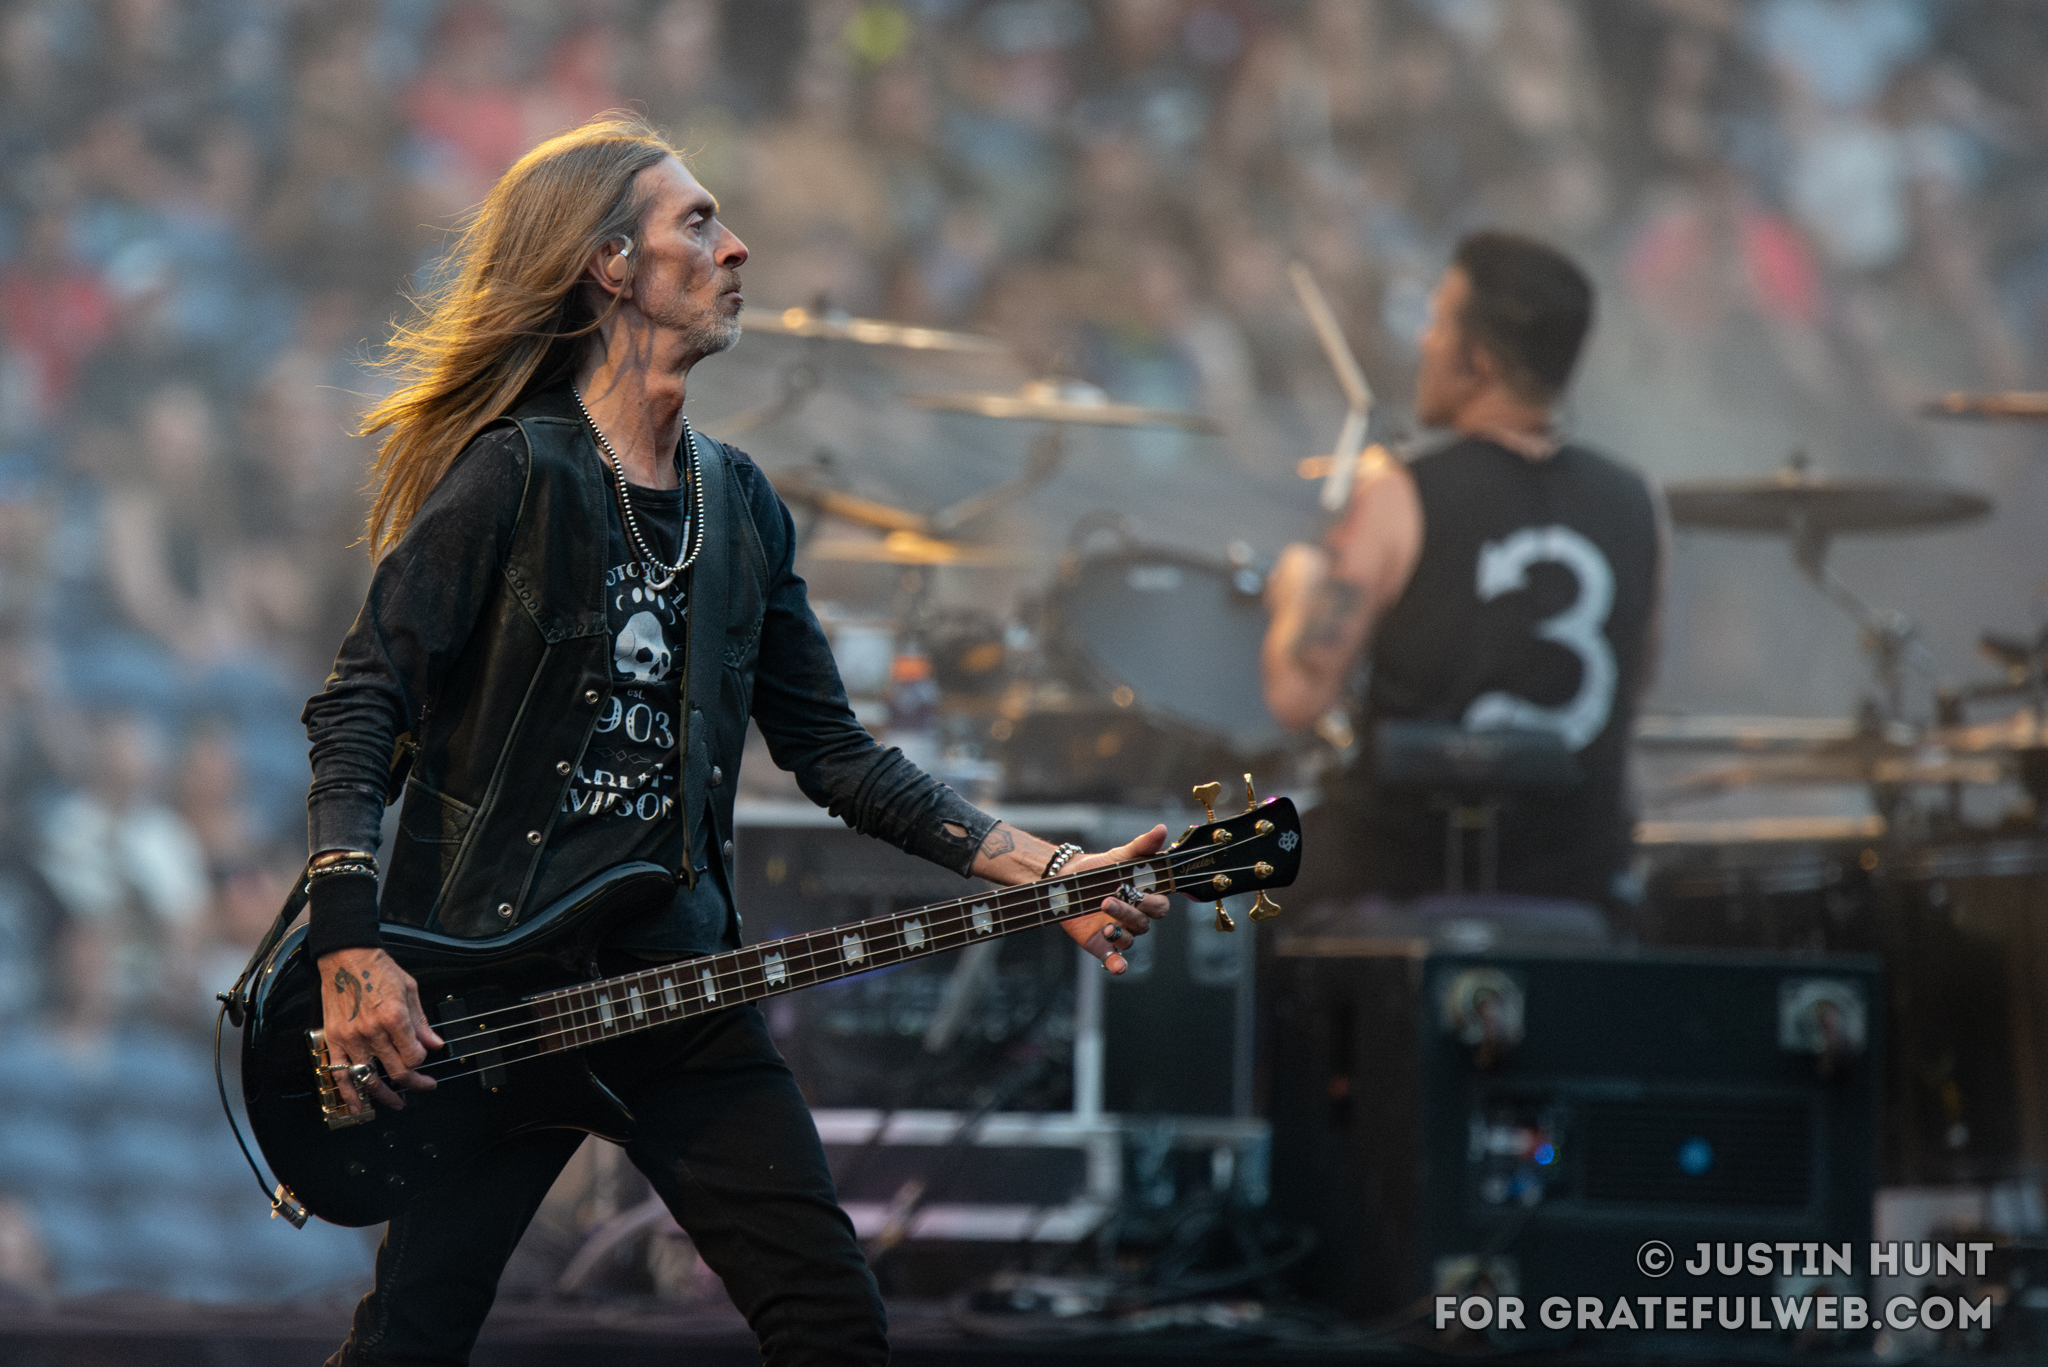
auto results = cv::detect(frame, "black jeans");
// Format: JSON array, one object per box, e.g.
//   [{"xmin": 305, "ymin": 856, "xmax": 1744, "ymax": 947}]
[{"xmin": 326, "ymin": 1005, "xmax": 886, "ymax": 1366}]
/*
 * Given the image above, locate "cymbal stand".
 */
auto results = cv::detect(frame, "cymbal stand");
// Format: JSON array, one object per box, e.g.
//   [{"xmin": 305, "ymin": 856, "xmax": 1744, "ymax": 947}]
[
  {"xmin": 702, "ymin": 351, "xmax": 822, "ymax": 440},
  {"xmin": 927, "ymin": 426, "xmax": 1065, "ymax": 534},
  {"xmin": 1791, "ymin": 517, "xmax": 1936, "ymax": 726}
]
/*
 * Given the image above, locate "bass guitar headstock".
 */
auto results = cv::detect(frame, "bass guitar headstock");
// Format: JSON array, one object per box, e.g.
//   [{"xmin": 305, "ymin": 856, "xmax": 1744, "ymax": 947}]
[{"xmin": 1164, "ymin": 775, "xmax": 1303, "ymax": 932}]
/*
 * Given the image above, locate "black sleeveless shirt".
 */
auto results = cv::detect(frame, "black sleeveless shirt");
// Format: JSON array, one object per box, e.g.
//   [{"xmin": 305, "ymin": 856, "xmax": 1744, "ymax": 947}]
[{"xmin": 1349, "ymin": 436, "xmax": 1659, "ymax": 903}]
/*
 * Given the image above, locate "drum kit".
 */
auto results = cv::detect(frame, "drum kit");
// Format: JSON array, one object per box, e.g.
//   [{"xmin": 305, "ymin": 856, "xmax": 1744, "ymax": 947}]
[
  {"xmin": 737, "ymin": 290, "xmax": 2048, "ymax": 822},
  {"xmin": 728, "ymin": 299, "xmax": 1272, "ymax": 803},
  {"xmin": 740, "ymin": 297, "xmax": 2048, "ymax": 1178}
]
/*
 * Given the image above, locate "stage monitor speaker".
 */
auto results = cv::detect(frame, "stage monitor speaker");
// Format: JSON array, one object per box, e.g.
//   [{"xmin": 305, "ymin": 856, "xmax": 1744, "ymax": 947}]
[{"xmin": 1265, "ymin": 941, "xmax": 1881, "ymax": 1328}]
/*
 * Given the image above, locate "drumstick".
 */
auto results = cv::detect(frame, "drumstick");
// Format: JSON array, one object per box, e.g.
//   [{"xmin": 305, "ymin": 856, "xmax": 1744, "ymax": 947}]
[{"xmin": 1287, "ymin": 262, "xmax": 1375, "ymax": 514}]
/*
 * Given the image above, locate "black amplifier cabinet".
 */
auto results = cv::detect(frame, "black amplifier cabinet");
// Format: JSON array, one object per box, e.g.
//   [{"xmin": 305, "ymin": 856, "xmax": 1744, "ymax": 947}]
[{"xmin": 1265, "ymin": 941, "xmax": 1881, "ymax": 1325}]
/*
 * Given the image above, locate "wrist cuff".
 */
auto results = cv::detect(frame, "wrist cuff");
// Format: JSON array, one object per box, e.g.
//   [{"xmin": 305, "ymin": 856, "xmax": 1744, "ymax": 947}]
[{"xmin": 307, "ymin": 874, "xmax": 382, "ymax": 959}]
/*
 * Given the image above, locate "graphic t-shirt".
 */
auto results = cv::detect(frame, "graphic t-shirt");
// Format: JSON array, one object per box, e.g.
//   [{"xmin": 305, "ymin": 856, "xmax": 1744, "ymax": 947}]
[
  {"xmin": 572, "ymin": 483, "xmax": 687, "ymax": 832},
  {"xmin": 533, "ymin": 468, "xmax": 736, "ymax": 953}
]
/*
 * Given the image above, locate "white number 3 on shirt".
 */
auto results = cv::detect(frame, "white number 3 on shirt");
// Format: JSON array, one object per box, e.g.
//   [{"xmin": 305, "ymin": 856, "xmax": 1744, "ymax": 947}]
[{"xmin": 1461, "ymin": 525, "xmax": 1617, "ymax": 753}]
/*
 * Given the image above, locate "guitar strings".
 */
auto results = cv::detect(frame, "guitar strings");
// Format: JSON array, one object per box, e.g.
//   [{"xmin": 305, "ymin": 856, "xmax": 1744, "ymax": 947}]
[
  {"xmin": 432, "ymin": 850, "xmax": 1281, "ymax": 1065},
  {"xmin": 411, "ymin": 879, "xmax": 1121, "ymax": 1082},
  {"xmin": 412, "ymin": 812, "xmax": 1293, "ymax": 1043},
  {"xmin": 412, "ymin": 851, "xmax": 1284, "ymax": 1090},
  {"xmin": 410, "ymin": 849, "xmax": 1177, "ymax": 1039},
  {"xmin": 408, "ymin": 854, "xmax": 1282, "ymax": 1085},
  {"xmin": 441, "ymin": 849, "xmax": 1224, "ymax": 1051},
  {"xmin": 413, "ymin": 858, "xmax": 1157, "ymax": 1070}
]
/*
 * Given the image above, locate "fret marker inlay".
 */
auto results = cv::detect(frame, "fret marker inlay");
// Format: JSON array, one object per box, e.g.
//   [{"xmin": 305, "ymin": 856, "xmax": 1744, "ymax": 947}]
[
  {"xmin": 841, "ymin": 934, "xmax": 864, "ymax": 964},
  {"xmin": 660, "ymin": 976, "xmax": 677, "ymax": 1008},
  {"xmin": 904, "ymin": 918, "xmax": 925, "ymax": 949},
  {"xmin": 700, "ymin": 968, "xmax": 717, "ymax": 1004},
  {"xmin": 1049, "ymin": 884, "xmax": 1070, "ymax": 913},
  {"xmin": 764, "ymin": 952, "xmax": 786, "ymax": 986},
  {"xmin": 628, "ymin": 986, "xmax": 644, "ymax": 1021},
  {"xmin": 598, "ymin": 993, "xmax": 614, "ymax": 1028},
  {"xmin": 972, "ymin": 903, "xmax": 993, "ymax": 935}
]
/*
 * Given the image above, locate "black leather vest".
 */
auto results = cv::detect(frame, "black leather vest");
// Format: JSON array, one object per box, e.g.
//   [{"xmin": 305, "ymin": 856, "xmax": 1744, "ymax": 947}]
[{"xmin": 377, "ymin": 386, "xmax": 768, "ymax": 938}]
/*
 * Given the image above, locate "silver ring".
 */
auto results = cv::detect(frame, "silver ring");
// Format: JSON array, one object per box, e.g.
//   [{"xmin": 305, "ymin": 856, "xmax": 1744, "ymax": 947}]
[
  {"xmin": 1104, "ymin": 924, "xmax": 1123, "ymax": 943},
  {"xmin": 348, "ymin": 1062, "xmax": 376, "ymax": 1091}
]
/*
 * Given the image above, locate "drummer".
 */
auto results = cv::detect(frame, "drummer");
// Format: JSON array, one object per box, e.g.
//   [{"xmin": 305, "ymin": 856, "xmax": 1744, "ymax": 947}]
[{"xmin": 1262, "ymin": 231, "xmax": 1664, "ymax": 917}]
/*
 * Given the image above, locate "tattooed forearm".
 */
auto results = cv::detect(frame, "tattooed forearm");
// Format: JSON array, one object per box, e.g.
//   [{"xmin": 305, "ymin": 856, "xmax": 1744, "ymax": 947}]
[
  {"xmin": 1293, "ymin": 578, "xmax": 1362, "ymax": 662},
  {"xmin": 333, "ymin": 966, "xmax": 365, "ymax": 1021},
  {"xmin": 978, "ymin": 824, "xmax": 1017, "ymax": 860}
]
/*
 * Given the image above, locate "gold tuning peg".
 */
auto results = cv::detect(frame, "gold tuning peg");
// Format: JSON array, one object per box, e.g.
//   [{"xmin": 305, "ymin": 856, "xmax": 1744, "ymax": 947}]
[
  {"xmin": 1248, "ymin": 890, "xmax": 1282, "ymax": 922},
  {"xmin": 1214, "ymin": 901, "xmax": 1236, "ymax": 932},
  {"xmin": 1191, "ymin": 781, "xmax": 1222, "ymax": 822},
  {"xmin": 1242, "ymin": 773, "xmax": 1257, "ymax": 811}
]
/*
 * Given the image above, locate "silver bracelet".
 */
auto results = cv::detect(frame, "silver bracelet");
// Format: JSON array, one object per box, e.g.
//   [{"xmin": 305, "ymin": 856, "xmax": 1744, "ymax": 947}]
[
  {"xmin": 306, "ymin": 860, "xmax": 378, "ymax": 889},
  {"xmin": 1040, "ymin": 843, "xmax": 1083, "ymax": 880}
]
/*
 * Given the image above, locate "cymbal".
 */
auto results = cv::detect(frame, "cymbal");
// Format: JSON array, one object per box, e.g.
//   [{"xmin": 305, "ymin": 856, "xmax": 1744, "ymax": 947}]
[
  {"xmin": 804, "ymin": 530, "xmax": 1028, "ymax": 566},
  {"xmin": 1634, "ymin": 713, "xmax": 1913, "ymax": 751},
  {"xmin": 1664, "ymin": 470, "xmax": 1991, "ymax": 535},
  {"xmin": 1926, "ymin": 708, "xmax": 2048, "ymax": 754},
  {"xmin": 900, "ymin": 379, "xmax": 1221, "ymax": 433},
  {"xmin": 1656, "ymin": 750, "xmax": 2005, "ymax": 795},
  {"xmin": 748, "ymin": 306, "xmax": 1007, "ymax": 354},
  {"xmin": 1921, "ymin": 391, "xmax": 2048, "ymax": 421}
]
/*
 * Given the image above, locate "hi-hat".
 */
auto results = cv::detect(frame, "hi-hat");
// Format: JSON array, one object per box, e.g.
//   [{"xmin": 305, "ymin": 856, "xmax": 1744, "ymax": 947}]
[
  {"xmin": 1664, "ymin": 469, "xmax": 1991, "ymax": 535},
  {"xmin": 748, "ymin": 305, "xmax": 1007, "ymax": 354},
  {"xmin": 1921, "ymin": 391, "xmax": 2048, "ymax": 421},
  {"xmin": 900, "ymin": 378, "xmax": 1221, "ymax": 433},
  {"xmin": 804, "ymin": 530, "xmax": 1027, "ymax": 566}
]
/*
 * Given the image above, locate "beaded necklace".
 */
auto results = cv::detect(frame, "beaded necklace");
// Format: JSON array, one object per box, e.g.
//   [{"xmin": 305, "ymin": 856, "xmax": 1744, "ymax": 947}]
[{"xmin": 572, "ymin": 388, "xmax": 704, "ymax": 592}]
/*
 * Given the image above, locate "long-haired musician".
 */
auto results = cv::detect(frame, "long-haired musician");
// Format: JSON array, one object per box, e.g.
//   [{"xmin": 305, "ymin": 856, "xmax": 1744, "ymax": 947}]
[{"xmin": 298, "ymin": 115, "xmax": 1170, "ymax": 1367}]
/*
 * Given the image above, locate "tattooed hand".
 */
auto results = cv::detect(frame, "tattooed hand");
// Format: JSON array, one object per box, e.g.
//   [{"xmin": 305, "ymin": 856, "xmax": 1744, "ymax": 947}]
[
  {"xmin": 316, "ymin": 947, "xmax": 444, "ymax": 1115},
  {"xmin": 964, "ymin": 820, "xmax": 1173, "ymax": 975}
]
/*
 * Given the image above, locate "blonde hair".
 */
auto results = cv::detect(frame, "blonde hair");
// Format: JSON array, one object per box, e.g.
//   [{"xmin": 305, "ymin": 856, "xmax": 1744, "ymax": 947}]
[{"xmin": 357, "ymin": 114, "xmax": 677, "ymax": 553}]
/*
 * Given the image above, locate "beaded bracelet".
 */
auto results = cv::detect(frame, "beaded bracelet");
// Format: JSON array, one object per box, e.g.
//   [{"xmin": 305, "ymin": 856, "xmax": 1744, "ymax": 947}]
[
  {"xmin": 1040, "ymin": 843, "xmax": 1083, "ymax": 880},
  {"xmin": 305, "ymin": 859, "xmax": 378, "ymax": 890}
]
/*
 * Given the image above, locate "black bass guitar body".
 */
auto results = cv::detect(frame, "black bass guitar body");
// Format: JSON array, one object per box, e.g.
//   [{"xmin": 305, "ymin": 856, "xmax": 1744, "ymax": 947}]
[
  {"xmin": 241, "ymin": 865, "xmax": 675, "ymax": 1227},
  {"xmin": 242, "ymin": 794, "xmax": 1303, "ymax": 1228}
]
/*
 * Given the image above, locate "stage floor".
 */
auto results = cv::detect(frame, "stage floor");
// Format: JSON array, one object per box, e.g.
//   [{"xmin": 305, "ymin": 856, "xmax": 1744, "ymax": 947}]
[{"xmin": 0, "ymin": 1294, "xmax": 2030, "ymax": 1367}]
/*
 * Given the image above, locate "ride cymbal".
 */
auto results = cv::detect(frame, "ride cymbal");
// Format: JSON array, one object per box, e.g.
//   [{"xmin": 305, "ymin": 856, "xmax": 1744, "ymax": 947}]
[
  {"xmin": 901, "ymin": 378, "xmax": 1221, "ymax": 433},
  {"xmin": 1921, "ymin": 391, "xmax": 2048, "ymax": 421},
  {"xmin": 748, "ymin": 306, "xmax": 1007, "ymax": 354},
  {"xmin": 1664, "ymin": 469, "xmax": 1991, "ymax": 535},
  {"xmin": 804, "ymin": 530, "xmax": 1028, "ymax": 566}
]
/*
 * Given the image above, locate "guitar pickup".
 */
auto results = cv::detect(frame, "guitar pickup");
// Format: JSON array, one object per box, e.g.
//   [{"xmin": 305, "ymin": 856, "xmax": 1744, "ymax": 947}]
[{"xmin": 438, "ymin": 996, "xmax": 508, "ymax": 1092}]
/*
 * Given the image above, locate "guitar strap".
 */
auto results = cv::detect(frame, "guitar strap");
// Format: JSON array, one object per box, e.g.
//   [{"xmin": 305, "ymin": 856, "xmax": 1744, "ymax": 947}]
[{"xmin": 219, "ymin": 862, "xmax": 311, "ymax": 1027}]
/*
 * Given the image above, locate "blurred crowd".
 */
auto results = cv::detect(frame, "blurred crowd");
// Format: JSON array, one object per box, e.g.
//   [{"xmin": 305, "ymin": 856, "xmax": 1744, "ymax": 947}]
[{"xmin": 0, "ymin": 0, "xmax": 2046, "ymax": 1295}]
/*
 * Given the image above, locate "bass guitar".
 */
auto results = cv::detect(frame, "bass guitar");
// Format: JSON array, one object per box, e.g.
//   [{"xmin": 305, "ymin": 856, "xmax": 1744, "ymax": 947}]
[{"xmin": 240, "ymin": 779, "xmax": 1301, "ymax": 1227}]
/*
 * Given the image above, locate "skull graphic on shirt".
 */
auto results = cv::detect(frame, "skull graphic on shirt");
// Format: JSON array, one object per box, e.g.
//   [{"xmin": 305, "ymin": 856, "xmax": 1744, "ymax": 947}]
[{"xmin": 614, "ymin": 610, "xmax": 672, "ymax": 682}]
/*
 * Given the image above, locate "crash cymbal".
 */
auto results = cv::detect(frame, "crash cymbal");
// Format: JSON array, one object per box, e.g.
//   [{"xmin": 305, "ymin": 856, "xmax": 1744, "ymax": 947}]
[
  {"xmin": 1664, "ymin": 469, "xmax": 1991, "ymax": 535},
  {"xmin": 1656, "ymin": 750, "xmax": 2005, "ymax": 795},
  {"xmin": 748, "ymin": 306, "xmax": 1007, "ymax": 354},
  {"xmin": 901, "ymin": 378, "xmax": 1222, "ymax": 433},
  {"xmin": 1926, "ymin": 707, "xmax": 2048, "ymax": 754},
  {"xmin": 1921, "ymin": 391, "xmax": 2048, "ymax": 421},
  {"xmin": 804, "ymin": 530, "xmax": 1028, "ymax": 566},
  {"xmin": 1634, "ymin": 714, "xmax": 1913, "ymax": 751}
]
